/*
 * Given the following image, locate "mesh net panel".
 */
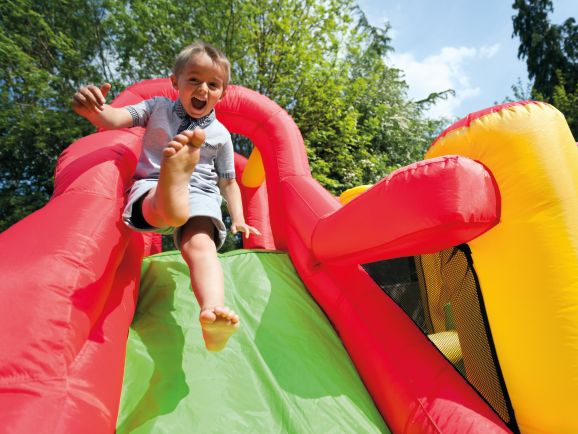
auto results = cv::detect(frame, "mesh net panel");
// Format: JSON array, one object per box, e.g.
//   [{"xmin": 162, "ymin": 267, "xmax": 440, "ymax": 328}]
[{"xmin": 363, "ymin": 245, "xmax": 516, "ymax": 429}]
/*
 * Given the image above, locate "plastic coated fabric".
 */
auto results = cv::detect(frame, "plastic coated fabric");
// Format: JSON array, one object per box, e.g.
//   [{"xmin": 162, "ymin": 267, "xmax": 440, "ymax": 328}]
[
  {"xmin": 116, "ymin": 250, "xmax": 388, "ymax": 434},
  {"xmin": 426, "ymin": 101, "xmax": 578, "ymax": 434},
  {"xmin": 0, "ymin": 127, "xmax": 150, "ymax": 434},
  {"xmin": 112, "ymin": 80, "xmax": 511, "ymax": 433},
  {"xmin": 0, "ymin": 78, "xmax": 526, "ymax": 433}
]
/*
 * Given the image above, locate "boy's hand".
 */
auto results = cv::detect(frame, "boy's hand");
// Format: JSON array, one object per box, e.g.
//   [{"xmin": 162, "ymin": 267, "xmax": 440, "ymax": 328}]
[
  {"xmin": 72, "ymin": 83, "xmax": 112, "ymax": 118},
  {"xmin": 231, "ymin": 222, "xmax": 262, "ymax": 239}
]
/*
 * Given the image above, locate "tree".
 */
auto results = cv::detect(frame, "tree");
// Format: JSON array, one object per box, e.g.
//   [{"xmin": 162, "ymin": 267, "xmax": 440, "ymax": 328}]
[
  {"xmin": 292, "ymin": 7, "xmax": 447, "ymax": 191},
  {"xmin": 105, "ymin": 0, "xmax": 446, "ymax": 192},
  {"xmin": 1, "ymin": 0, "xmax": 447, "ymax": 234},
  {"xmin": 512, "ymin": 0, "xmax": 578, "ymax": 137},
  {"xmin": 0, "ymin": 0, "xmax": 112, "ymax": 230}
]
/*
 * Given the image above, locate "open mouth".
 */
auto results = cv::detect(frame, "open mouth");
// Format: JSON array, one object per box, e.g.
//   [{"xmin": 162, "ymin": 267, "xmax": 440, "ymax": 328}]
[{"xmin": 191, "ymin": 97, "xmax": 207, "ymax": 110}]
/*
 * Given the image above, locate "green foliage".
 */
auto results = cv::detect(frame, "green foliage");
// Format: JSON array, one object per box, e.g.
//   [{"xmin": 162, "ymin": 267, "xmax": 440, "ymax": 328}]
[
  {"xmin": 292, "ymin": 7, "xmax": 446, "ymax": 192},
  {"xmin": 2, "ymin": 0, "xmax": 449, "ymax": 233},
  {"xmin": 512, "ymin": 0, "xmax": 578, "ymax": 137},
  {"xmin": 0, "ymin": 0, "xmax": 111, "ymax": 231},
  {"xmin": 533, "ymin": 71, "xmax": 578, "ymax": 136}
]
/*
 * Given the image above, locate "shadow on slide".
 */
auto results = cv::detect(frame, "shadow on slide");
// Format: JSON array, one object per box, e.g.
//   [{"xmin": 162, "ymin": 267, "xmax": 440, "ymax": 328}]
[{"xmin": 116, "ymin": 250, "xmax": 389, "ymax": 433}]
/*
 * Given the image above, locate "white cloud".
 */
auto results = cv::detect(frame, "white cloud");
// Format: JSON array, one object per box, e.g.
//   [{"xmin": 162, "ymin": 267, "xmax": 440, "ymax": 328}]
[
  {"xmin": 480, "ymin": 43, "xmax": 500, "ymax": 58},
  {"xmin": 389, "ymin": 44, "xmax": 501, "ymax": 118}
]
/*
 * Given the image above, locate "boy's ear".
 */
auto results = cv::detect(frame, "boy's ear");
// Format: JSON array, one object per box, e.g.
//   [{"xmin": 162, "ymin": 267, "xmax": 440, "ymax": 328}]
[
  {"xmin": 170, "ymin": 74, "xmax": 178, "ymax": 89},
  {"xmin": 220, "ymin": 88, "xmax": 228, "ymax": 100}
]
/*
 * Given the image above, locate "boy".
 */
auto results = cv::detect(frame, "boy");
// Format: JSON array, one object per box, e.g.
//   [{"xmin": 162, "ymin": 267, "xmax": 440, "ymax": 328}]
[{"xmin": 72, "ymin": 42, "xmax": 260, "ymax": 351}]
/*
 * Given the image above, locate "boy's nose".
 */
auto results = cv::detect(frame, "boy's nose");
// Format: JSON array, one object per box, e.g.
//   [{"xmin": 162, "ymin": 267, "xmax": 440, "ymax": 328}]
[{"xmin": 198, "ymin": 82, "xmax": 208, "ymax": 93}]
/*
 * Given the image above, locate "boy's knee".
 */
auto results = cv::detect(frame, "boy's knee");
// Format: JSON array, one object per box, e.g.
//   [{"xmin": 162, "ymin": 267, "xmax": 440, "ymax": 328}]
[
  {"xmin": 180, "ymin": 219, "xmax": 217, "ymax": 250},
  {"xmin": 141, "ymin": 191, "xmax": 189, "ymax": 228},
  {"xmin": 164, "ymin": 212, "xmax": 189, "ymax": 228}
]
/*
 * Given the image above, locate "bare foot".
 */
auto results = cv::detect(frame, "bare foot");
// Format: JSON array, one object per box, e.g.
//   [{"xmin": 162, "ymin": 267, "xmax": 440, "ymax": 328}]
[
  {"xmin": 199, "ymin": 307, "xmax": 240, "ymax": 352},
  {"xmin": 145, "ymin": 128, "xmax": 206, "ymax": 227}
]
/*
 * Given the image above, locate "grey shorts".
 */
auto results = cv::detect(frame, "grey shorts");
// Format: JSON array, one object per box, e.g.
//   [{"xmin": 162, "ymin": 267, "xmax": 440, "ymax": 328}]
[{"xmin": 122, "ymin": 178, "xmax": 227, "ymax": 250}]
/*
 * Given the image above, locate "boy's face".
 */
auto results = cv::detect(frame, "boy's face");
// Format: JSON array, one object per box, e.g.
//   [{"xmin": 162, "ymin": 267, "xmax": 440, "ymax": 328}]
[{"xmin": 171, "ymin": 52, "xmax": 228, "ymax": 119}]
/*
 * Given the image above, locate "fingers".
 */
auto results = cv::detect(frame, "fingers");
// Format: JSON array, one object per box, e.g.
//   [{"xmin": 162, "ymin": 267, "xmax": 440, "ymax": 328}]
[
  {"xmin": 242, "ymin": 225, "xmax": 261, "ymax": 237},
  {"xmin": 72, "ymin": 84, "xmax": 109, "ymax": 112},
  {"xmin": 241, "ymin": 227, "xmax": 250, "ymax": 239},
  {"xmin": 100, "ymin": 83, "xmax": 111, "ymax": 99},
  {"xmin": 231, "ymin": 224, "xmax": 262, "ymax": 239}
]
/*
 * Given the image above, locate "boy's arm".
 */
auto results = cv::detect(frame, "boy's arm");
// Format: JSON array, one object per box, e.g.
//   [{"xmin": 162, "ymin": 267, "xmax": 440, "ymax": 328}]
[
  {"xmin": 218, "ymin": 178, "xmax": 261, "ymax": 239},
  {"xmin": 72, "ymin": 83, "xmax": 133, "ymax": 129}
]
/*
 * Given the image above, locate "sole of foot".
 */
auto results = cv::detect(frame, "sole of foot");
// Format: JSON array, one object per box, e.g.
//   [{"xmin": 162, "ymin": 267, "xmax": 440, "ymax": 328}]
[{"xmin": 200, "ymin": 307, "xmax": 240, "ymax": 352}]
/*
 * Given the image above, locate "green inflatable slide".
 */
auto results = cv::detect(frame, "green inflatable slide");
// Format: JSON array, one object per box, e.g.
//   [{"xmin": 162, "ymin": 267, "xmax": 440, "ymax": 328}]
[{"xmin": 116, "ymin": 250, "xmax": 389, "ymax": 433}]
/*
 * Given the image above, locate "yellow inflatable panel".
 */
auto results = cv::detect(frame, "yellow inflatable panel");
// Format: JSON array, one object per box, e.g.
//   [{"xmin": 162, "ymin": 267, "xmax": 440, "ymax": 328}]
[
  {"xmin": 427, "ymin": 331, "xmax": 462, "ymax": 364},
  {"xmin": 339, "ymin": 185, "xmax": 372, "ymax": 205},
  {"xmin": 241, "ymin": 147, "xmax": 265, "ymax": 188},
  {"xmin": 426, "ymin": 102, "xmax": 578, "ymax": 434}
]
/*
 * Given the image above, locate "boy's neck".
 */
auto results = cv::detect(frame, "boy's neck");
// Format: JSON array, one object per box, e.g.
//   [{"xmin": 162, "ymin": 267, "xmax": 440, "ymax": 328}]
[{"xmin": 174, "ymin": 99, "xmax": 215, "ymax": 132}]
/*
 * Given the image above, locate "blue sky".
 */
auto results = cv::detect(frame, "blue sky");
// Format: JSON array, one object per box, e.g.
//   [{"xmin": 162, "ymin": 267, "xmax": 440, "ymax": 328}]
[{"xmin": 356, "ymin": 0, "xmax": 576, "ymax": 119}]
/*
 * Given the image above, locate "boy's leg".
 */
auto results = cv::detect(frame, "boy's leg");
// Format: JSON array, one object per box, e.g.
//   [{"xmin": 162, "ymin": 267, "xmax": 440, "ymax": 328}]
[
  {"xmin": 141, "ymin": 128, "xmax": 205, "ymax": 229},
  {"xmin": 180, "ymin": 216, "xmax": 239, "ymax": 352}
]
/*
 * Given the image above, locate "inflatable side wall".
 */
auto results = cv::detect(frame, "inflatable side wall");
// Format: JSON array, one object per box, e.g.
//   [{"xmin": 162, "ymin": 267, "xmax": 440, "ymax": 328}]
[
  {"xmin": 0, "ymin": 126, "xmax": 150, "ymax": 432},
  {"xmin": 426, "ymin": 102, "xmax": 578, "ymax": 434}
]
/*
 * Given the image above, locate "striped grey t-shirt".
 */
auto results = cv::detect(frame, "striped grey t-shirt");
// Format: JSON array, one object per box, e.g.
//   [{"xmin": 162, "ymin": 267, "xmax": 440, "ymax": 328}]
[{"xmin": 125, "ymin": 97, "xmax": 235, "ymax": 196}]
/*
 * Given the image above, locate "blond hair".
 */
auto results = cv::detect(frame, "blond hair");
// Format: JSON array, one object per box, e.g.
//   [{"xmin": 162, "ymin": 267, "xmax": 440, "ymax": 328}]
[{"xmin": 173, "ymin": 41, "xmax": 231, "ymax": 87}]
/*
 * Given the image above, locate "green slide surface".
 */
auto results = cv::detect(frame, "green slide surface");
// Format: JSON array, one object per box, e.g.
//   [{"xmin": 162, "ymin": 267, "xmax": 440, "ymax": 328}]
[{"xmin": 116, "ymin": 250, "xmax": 389, "ymax": 433}]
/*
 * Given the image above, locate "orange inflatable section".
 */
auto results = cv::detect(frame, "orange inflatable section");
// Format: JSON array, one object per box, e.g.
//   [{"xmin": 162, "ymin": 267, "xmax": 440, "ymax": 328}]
[{"xmin": 0, "ymin": 79, "xmax": 510, "ymax": 433}]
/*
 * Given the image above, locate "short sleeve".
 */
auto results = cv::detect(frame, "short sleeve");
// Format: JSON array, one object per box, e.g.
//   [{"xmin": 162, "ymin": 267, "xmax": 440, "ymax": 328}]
[
  {"xmin": 124, "ymin": 98, "xmax": 157, "ymax": 127},
  {"xmin": 215, "ymin": 134, "xmax": 236, "ymax": 179}
]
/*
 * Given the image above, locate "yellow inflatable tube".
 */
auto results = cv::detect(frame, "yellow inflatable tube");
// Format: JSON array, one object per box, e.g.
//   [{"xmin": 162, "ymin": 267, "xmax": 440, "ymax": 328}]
[
  {"xmin": 426, "ymin": 102, "xmax": 578, "ymax": 434},
  {"xmin": 241, "ymin": 147, "xmax": 266, "ymax": 188},
  {"xmin": 339, "ymin": 185, "xmax": 372, "ymax": 205}
]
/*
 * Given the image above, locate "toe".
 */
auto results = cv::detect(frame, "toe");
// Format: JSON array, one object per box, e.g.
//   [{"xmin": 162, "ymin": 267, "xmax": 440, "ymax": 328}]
[
  {"xmin": 223, "ymin": 307, "xmax": 236, "ymax": 320},
  {"xmin": 174, "ymin": 133, "xmax": 191, "ymax": 145},
  {"xmin": 162, "ymin": 141, "xmax": 183, "ymax": 158},
  {"xmin": 167, "ymin": 140, "xmax": 184, "ymax": 151},
  {"xmin": 190, "ymin": 128, "xmax": 206, "ymax": 148},
  {"xmin": 199, "ymin": 308, "xmax": 217, "ymax": 323},
  {"xmin": 214, "ymin": 306, "xmax": 227, "ymax": 317},
  {"xmin": 163, "ymin": 146, "xmax": 178, "ymax": 158},
  {"xmin": 162, "ymin": 147, "xmax": 176, "ymax": 158},
  {"xmin": 180, "ymin": 130, "xmax": 194, "ymax": 140}
]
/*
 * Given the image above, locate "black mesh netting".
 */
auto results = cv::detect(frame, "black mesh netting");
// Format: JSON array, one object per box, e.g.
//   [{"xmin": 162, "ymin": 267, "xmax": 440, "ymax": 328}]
[{"xmin": 363, "ymin": 244, "xmax": 517, "ymax": 431}]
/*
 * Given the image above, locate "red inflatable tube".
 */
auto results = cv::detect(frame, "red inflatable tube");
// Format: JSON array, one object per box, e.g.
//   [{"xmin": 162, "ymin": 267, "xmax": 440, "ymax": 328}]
[
  {"xmin": 0, "ymin": 129, "xmax": 149, "ymax": 432},
  {"xmin": 311, "ymin": 155, "xmax": 500, "ymax": 265}
]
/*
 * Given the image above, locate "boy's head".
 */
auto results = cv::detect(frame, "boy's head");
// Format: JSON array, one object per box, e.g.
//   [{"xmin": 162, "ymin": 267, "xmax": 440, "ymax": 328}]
[
  {"xmin": 171, "ymin": 41, "xmax": 231, "ymax": 119},
  {"xmin": 173, "ymin": 42, "xmax": 231, "ymax": 86}
]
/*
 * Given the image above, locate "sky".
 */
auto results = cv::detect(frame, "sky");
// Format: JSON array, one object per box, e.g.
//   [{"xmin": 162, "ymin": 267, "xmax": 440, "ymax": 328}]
[{"xmin": 356, "ymin": 0, "xmax": 576, "ymax": 119}]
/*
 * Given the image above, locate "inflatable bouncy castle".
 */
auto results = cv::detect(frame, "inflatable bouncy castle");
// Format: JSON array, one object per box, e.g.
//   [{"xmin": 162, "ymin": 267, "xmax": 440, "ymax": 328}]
[{"xmin": 0, "ymin": 79, "xmax": 577, "ymax": 433}]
